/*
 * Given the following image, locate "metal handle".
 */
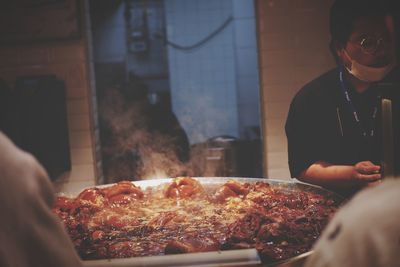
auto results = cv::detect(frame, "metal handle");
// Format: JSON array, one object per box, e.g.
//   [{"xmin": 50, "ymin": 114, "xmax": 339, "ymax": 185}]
[{"xmin": 381, "ymin": 98, "xmax": 395, "ymax": 179}]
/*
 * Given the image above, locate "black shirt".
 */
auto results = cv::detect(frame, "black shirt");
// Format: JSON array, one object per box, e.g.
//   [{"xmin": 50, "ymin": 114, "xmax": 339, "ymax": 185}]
[{"xmin": 285, "ymin": 67, "xmax": 400, "ymax": 180}]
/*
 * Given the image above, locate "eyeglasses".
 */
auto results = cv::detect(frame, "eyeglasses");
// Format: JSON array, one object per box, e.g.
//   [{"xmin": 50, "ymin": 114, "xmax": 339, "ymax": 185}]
[{"xmin": 350, "ymin": 35, "xmax": 390, "ymax": 54}]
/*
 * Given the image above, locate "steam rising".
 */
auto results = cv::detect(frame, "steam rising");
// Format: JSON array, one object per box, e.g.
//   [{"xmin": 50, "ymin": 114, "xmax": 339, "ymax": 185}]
[
  {"xmin": 99, "ymin": 87, "xmax": 196, "ymax": 182},
  {"xmin": 173, "ymin": 87, "xmax": 238, "ymax": 145}
]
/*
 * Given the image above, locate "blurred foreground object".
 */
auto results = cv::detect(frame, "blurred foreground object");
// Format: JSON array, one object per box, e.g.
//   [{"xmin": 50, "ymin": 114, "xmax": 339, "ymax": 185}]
[
  {"xmin": 0, "ymin": 131, "xmax": 82, "ymax": 267},
  {"xmin": 305, "ymin": 178, "xmax": 400, "ymax": 267}
]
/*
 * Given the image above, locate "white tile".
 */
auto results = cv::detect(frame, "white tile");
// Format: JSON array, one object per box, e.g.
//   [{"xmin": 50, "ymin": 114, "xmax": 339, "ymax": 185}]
[
  {"xmin": 265, "ymin": 120, "xmax": 286, "ymax": 137},
  {"xmin": 70, "ymin": 148, "xmax": 94, "ymax": 165},
  {"xmin": 67, "ymin": 99, "xmax": 90, "ymax": 115},
  {"xmin": 267, "ymin": 169, "xmax": 291, "ymax": 180},
  {"xmin": 266, "ymin": 151, "xmax": 289, "ymax": 167},
  {"xmin": 261, "ymin": 50, "xmax": 296, "ymax": 68},
  {"xmin": 232, "ymin": 0, "xmax": 255, "ymax": 18},
  {"xmin": 258, "ymin": 0, "xmax": 291, "ymax": 17},
  {"xmin": 263, "ymin": 15, "xmax": 292, "ymax": 34},
  {"xmin": 236, "ymin": 47, "xmax": 259, "ymax": 77},
  {"xmin": 68, "ymin": 115, "xmax": 90, "ymax": 131},
  {"xmin": 257, "ymin": 0, "xmax": 334, "ymax": 179},
  {"xmin": 295, "ymin": 48, "xmax": 335, "ymax": 67},
  {"xmin": 263, "ymin": 84, "xmax": 299, "ymax": 102},
  {"xmin": 61, "ymin": 164, "xmax": 95, "ymax": 182},
  {"xmin": 69, "ymin": 131, "xmax": 93, "ymax": 149},
  {"xmin": 265, "ymin": 134, "xmax": 287, "ymax": 152},
  {"xmin": 50, "ymin": 43, "xmax": 85, "ymax": 63},
  {"xmin": 18, "ymin": 47, "xmax": 50, "ymax": 65},
  {"xmin": 238, "ymin": 103, "xmax": 261, "ymax": 128},
  {"xmin": 237, "ymin": 76, "xmax": 260, "ymax": 104},
  {"xmin": 66, "ymin": 87, "xmax": 88, "ymax": 99},
  {"xmin": 264, "ymin": 101, "xmax": 289, "ymax": 120},
  {"xmin": 261, "ymin": 66, "xmax": 296, "ymax": 86},
  {"xmin": 294, "ymin": 66, "xmax": 331, "ymax": 85},
  {"xmin": 234, "ymin": 18, "xmax": 257, "ymax": 48}
]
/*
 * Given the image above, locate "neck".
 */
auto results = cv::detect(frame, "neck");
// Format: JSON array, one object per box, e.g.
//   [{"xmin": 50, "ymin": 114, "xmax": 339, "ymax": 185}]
[{"xmin": 343, "ymin": 70, "xmax": 371, "ymax": 93}]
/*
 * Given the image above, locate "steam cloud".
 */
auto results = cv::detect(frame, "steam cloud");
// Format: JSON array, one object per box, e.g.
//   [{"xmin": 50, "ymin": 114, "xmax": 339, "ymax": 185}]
[{"xmin": 98, "ymin": 87, "xmax": 204, "ymax": 182}]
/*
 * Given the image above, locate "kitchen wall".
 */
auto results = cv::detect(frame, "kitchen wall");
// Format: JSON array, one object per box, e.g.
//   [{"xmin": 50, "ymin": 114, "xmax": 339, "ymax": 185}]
[
  {"xmin": 0, "ymin": 1, "xmax": 99, "ymax": 194},
  {"xmin": 91, "ymin": 1, "xmax": 126, "ymax": 63},
  {"xmin": 92, "ymin": 0, "xmax": 261, "ymax": 145},
  {"xmin": 256, "ymin": 0, "xmax": 336, "ymax": 179},
  {"xmin": 90, "ymin": 0, "xmax": 263, "ymax": 179},
  {"xmin": 165, "ymin": 0, "xmax": 260, "ymax": 144},
  {"xmin": 0, "ymin": 0, "xmax": 338, "ymax": 191}
]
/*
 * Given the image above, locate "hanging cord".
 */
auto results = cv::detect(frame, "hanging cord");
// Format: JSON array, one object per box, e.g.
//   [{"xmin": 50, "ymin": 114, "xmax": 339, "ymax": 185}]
[{"xmin": 164, "ymin": 15, "xmax": 233, "ymax": 51}]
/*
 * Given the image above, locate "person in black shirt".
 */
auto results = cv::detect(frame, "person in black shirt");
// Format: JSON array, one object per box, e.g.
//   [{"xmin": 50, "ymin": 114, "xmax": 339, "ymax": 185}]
[{"xmin": 285, "ymin": 0, "xmax": 399, "ymax": 196}]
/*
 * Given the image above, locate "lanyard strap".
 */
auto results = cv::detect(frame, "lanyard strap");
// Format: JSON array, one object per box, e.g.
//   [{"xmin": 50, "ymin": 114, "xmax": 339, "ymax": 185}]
[{"xmin": 339, "ymin": 67, "xmax": 378, "ymax": 137}]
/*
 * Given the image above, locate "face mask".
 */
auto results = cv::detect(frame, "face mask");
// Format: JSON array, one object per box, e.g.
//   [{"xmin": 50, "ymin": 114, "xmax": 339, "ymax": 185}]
[{"xmin": 343, "ymin": 50, "xmax": 396, "ymax": 82}]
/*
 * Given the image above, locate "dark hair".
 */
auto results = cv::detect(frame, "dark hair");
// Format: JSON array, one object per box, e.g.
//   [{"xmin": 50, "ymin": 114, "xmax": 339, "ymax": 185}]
[
  {"xmin": 329, "ymin": 0, "xmax": 392, "ymax": 45},
  {"xmin": 328, "ymin": 0, "xmax": 396, "ymax": 63}
]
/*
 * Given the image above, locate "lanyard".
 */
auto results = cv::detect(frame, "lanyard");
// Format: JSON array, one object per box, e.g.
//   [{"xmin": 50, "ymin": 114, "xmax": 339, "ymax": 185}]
[{"xmin": 339, "ymin": 67, "xmax": 378, "ymax": 137}]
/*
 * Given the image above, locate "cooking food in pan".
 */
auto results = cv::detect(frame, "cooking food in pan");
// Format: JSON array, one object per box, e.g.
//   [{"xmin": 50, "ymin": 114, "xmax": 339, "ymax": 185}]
[{"xmin": 53, "ymin": 177, "xmax": 341, "ymax": 264}]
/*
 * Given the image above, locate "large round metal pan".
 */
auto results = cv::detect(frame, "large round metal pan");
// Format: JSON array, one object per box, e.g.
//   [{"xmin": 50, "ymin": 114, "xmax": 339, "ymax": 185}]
[{"xmin": 74, "ymin": 177, "xmax": 345, "ymax": 267}]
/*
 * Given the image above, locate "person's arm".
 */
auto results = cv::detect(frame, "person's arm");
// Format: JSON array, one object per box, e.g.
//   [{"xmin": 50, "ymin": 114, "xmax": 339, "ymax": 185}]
[
  {"xmin": 299, "ymin": 160, "xmax": 381, "ymax": 188},
  {"xmin": 0, "ymin": 132, "xmax": 82, "ymax": 267}
]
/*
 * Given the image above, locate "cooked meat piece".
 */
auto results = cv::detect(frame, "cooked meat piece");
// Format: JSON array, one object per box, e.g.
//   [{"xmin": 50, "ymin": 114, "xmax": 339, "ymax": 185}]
[
  {"xmin": 102, "ymin": 181, "xmax": 144, "ymax": 200},
  {"xmin": 164, "ymin": 177, "xmax": 204, "ymax": 199},
  {"xmin": 257, "ymin": 222, "xmax": 284, "ymax": 241},
  {"xmin": 226, "ymin": 211, "xmax": 270, "ymax": 243},
  {"xmin": 108, "ymin": 194, "xmax": 136, "ymax": 205},
  {"xmin": 148, "ymin": 211, "xmax": 180, "ymax": 228},
  {"xmin": 53, "ymin": 196, "xmax": 76, "ymax": 212},
  {"xmin": 213, "ymin": 185, "xmax": 238, "ymax": 203},
  {"xmin": 89, "ymin": 209, "xmax": 141, "ymax": 229},
  {"xmin": 224, "ymin": 180, "xmax": 250, "ymax": 195}
]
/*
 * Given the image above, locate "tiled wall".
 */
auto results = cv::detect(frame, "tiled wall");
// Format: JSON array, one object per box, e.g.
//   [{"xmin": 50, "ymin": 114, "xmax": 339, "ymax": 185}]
[
  {"xmin": 165, "ymin": 0, "xmax": 260, "ymax": 144},
  {"xmin": 165, "ymin": 0, "xmax": 239, "ymax": 144},
  {"xmin": 256, "ymin": 0, "xmax": 336, "ymax": 179},
  {"xmin": 232, "ymin": 0, "xmax": 261, "ymax": 137},
  {"xmin": 91, "ymin": 1, "xmax": 127, "ymax": 63},
  {"xmin": 0, "ymin": 2, "xmax": 98, "ymax": 194}
]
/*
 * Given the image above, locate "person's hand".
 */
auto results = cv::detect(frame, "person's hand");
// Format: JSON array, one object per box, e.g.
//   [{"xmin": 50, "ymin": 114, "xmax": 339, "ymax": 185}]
[{"xmin": 352, "ymin": 161, "xmax": 381, "ymax": 182}]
